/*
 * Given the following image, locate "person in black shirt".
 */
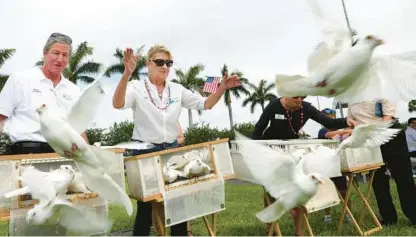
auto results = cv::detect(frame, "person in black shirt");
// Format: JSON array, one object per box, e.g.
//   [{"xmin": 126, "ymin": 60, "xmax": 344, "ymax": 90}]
[{"xmin": 251, "ymin": 96, "xmax": 357, "ymax": 236}]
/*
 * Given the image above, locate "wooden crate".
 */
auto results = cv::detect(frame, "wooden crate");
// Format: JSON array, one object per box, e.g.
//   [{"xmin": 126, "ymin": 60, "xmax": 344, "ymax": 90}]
[
  {"xmin": 0, "ymin": 148, "xmax": 124, "ymax": 218},
  {"xmin": 229, "ymin": 139, "xmax": 384, "ymax": 178},
  {"xmin": 124, "ymin": 138, "xmax": 235, "ymax": 202}
]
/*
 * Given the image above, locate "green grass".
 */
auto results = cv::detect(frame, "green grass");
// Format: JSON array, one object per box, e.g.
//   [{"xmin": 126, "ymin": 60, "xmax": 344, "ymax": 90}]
[{"xmin": 2, "ymin": 180, "xmax": 416, "ymax": 236}]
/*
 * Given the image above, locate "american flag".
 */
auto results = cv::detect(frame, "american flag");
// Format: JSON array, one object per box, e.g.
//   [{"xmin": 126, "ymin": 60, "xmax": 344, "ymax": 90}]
[{"xmin": 202, "ymin": 76, "xmax": 220, "ymax": 94}]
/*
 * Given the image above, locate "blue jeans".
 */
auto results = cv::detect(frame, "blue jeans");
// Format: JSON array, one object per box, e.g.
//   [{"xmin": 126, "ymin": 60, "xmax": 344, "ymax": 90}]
[{"xmin": 131, "ymin": 140, "xmax": 187, "ymax": 236}]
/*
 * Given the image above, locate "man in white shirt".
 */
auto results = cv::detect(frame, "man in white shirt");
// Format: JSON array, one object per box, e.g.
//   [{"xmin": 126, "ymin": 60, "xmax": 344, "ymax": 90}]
[
  {"xmin": 113, "ymin": 45, "xmax": 240, "ymax": 236},
  {"xmin": 406, "ymin": 118, "xmax": 416, "ymax": 158},
  {"xmin": 0, "ymin": 32, "xmax": 87, "ymax": 155}
]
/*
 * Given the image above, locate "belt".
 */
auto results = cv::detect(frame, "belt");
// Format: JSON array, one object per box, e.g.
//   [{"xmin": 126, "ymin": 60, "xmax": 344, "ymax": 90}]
[
  {"xmin": 12, "ymin": 141, "xmax": 51, "ymax": 148},
  {"xmin": 131, "ymin": 139, "xmax": 177, "ymax": 148}
]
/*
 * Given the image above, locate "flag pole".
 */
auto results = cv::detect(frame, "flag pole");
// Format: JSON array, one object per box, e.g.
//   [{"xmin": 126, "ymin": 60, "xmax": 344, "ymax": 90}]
[{"xmin": 337, "ymin": 0, "xmax": 354, "ymax": 118}]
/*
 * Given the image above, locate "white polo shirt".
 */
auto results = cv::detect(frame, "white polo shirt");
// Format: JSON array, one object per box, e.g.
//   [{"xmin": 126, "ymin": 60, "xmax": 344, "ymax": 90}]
[
  {"xmin": 0, "ymin": 67, "xmax": 81, "ymax": 143},
  {"xmin": 120, "ymin": 77, "xmax": 207, "ymax": 144}
]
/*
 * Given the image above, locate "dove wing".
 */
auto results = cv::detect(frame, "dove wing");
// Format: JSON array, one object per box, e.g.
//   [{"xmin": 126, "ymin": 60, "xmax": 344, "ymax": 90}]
[
  {"xmin": 66, "ymin": 76, "xmax": 106, "ymax": 134},
  {"xmin": 76, "ymin": 162, "xmax": 133, "ymax": 216},
  {"xmin": 335, "ymin": 55, "xmax": 416, "ymax": 104},
  {"xmin": 372, "ymin": 56, "xmax": 416, "ymax": 102},
  {"xmin": 54, "ymin": 198, "xmax": 112, "ymax": 235},
  {"xmin": 307, "ymin": 0, "xmax": 354, "ymax": 54},
  {"xmin": 342, "ymin": 121, "xmax": 401, "ymax": 149},
  {"xmin": 390, "ymin": 50, "xmax": 416, "ymax": 62},
  {"xmin": 234, "ymin": 132, "xmax": 297, "ymax": 198},
  {"xmin": 307, "ymin": 42, "xmax": 339, "ymax": 74},
  {"xmin": 20, "ymin": 166, "xmax": 56, "ymax": 204},
  {"xmin": 301, "ymin": 146, "xmax": 342, "ymax": 178}
]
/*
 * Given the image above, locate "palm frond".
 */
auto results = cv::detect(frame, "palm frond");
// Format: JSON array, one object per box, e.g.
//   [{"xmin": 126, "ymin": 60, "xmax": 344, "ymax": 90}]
[
  {"xmin": 69, "ymin": 42, "xmax": 93, "ymax": 73},
  {"xmin": 0, "ymin": 49, "xmax": 16, "ymax": 67},
  {"xmin": 104, "ymin": 64, "xmax": 124, "ymax": 77},
  {"xmin": 76, "ymin": 76, "xmax": 96, "ymax": 84},
  {"xmin": 74, "ymin": 61, "xmax": 101, "ymax": 76},
  {"xmin": 34, "ymin": 59, "xmax": 44, "ymax": 66}
]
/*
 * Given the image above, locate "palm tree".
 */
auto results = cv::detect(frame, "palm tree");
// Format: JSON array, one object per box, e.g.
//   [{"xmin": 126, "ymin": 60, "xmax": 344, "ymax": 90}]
[
  {"xmin": 242, "ymin": 79, "xmax": 276, "ymax": 113},
  {"xmin": 409, "ymin": 100, "xmax": 416, "ymax": 113},
  {"xmin": 104, "ymin": 46, "xmax": 147, "ymax": 80},
  {"xmin": 172, "ymin": 64, "xmax": 205, "ymax": 127},
  {"xmin": 0, "ymin": 48, "xmax": 16, "ymax": 91},
  {"xmin": 221, "ymin": 64, "xmax": 249, "ymax": 130},
  {"xmin": 35, "ymin": 41, "xmax": 101, "ymax": 84}
]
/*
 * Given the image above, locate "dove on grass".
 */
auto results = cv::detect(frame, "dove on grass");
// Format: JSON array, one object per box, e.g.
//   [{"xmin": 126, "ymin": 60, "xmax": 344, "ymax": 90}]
[
  {"xmin": 22, "ymin": 166, "xmax": 112, "ymax": 235},
  {"xmin": 34, "ymin": 77, "xmax": 133, "ymax": 216},
  {"xmin": 234, "ymin": 131, "xmax": 324, "ymax": 223}
]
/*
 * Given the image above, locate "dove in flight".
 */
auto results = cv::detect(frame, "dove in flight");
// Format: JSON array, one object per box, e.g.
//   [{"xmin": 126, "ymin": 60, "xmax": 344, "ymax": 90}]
[
  {"xmin": 275, "ymin": 0, "xmax": 416, "ymax": 104},
  {"xmin": 21, "ymin": 166, "xmax": 112, "ymax": 235},
  {"xmin": 335, "ymin": 120, "xmax": 401, "ymax": 153},
  {"xmin": 300, "ymin": 121, "xmax": 400, "ymax": 178},
  {"xmin": 35, "ymin": 77, "xmax": 133, "ymax": 216},
  {"xmin": 234, "ymin": 131, "xmax": 323, "ymax": 223}
]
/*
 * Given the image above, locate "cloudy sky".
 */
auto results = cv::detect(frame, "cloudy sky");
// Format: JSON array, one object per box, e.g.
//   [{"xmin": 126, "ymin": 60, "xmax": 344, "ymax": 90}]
[{"xmin": 1, "ymin": 0, "xmax": 416, "ymax": 137}]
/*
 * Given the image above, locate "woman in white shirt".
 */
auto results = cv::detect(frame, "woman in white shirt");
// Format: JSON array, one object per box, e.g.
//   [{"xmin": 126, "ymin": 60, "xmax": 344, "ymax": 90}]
[{"xmin": 113, "ymin": 45, "xmax": 240, "ymax": 236}]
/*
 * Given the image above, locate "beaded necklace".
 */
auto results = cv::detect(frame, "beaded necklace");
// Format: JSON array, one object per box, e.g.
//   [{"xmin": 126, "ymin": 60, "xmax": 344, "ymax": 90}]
[
  {"xmin": 144, "ymin": 79, "xmax": 171, "ymax": 111},
  {"xmin": 285, "ymin": 106, "xmax": 304, "ymax": 137}
]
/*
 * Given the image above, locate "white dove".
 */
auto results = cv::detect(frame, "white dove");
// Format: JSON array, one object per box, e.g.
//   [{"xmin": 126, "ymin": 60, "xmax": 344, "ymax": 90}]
[
  {"xmin": 183, "ymin": 158, "xmax": 212, "ymax": 178},
  {"xmin": 67, "ymin": 170, "xmax": 91, "ymax": 194},
  {"xmin": 300, "ymin": 145, "xmax": 342, "ymax": 178},
  {"xmin": 275, "ymin": 34, "xmax": 384, "ymax": 99},
  {"xmin": 234, "ymin": 131, "xmax": 324, "ymax": 223},
  {"xmin": 166, "ymin": 154, "xmax": 189, "ymax": 170},
  {"xmin": 162, "ymin": 163, "xmax": 185, "ymax": 183},
  {"xmin": 183, "ymin": 149, "xmax": 211, "ymax": 164},
  {"xmin": 334, "ymin": 120, "xmax": 401, "ymax": 153},
  {"xmin": 35, "ymin": 78, "xmax": 133, "ymax": 216},
  {"xmin": 4, "ymin": 165, "xmax": 75, "ymax": 199},
  {"xmin": 23, "ymin": 165, "xmax": 112, "ymax": 235},
  {"xmin": 300, "ymin": 121, "xmax": 400, "ymax": 178},
  {"xmin": 275, "ymin": 0, "xmax": 416, "ymax": 104}
]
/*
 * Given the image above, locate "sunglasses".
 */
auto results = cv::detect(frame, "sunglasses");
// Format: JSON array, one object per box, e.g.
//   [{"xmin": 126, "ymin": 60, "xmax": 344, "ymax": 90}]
[
  {"xmin": 152, "ymin": 59, "xmax": 173, "ymax": 67},
  {"xmin": 292, "ymin": 96, "xmax": 307, "ymax": 99},
  {"xmin": 49, "ymin": 32, "xmax": 72, "ymax": 44},
  {"xmin": 323, "ymin": 108, "xmax": 336, "ymax": 114}
]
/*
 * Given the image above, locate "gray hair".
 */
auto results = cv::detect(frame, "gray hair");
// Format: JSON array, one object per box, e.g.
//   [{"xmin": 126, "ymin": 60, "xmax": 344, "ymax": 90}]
[{"xmin": 43, "ymin": 32, "xmax": 73, "ymax": 54}]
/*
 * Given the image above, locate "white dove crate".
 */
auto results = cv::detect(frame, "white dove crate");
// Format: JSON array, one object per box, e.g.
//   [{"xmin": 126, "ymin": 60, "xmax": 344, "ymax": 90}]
[
  {"xmin": 229, "ymin": 139, "xmax": 384, "ymax": 180},
  {"xmin": 124, "ymin": 138, "xmax": 235, "ymax": 202},
  {"xmin": 8, "ymin": 196, "xmax": 109, "ymax": 236},
  {"xmin": 0, "ymin": 148, "xmax": 125, "ymax": 208}
]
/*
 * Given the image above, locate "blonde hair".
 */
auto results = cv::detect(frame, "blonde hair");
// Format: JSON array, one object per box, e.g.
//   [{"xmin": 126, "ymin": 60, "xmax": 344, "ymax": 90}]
[{"xmin": 147, "ymin": 44, "xmax": 172, "ymax": 60}]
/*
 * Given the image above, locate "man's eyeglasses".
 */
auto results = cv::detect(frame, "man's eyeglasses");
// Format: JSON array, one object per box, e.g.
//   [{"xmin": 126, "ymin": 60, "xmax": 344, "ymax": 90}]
[
  {"xmin": 49, "ymin": 32, "xmax": 72, "ymax": 44},
  {"xmin": 152, "ymin": 59, "xmax": 173, "ymax": 67},
  {"xmin": 322, "ymin": 108, "xmax": 336, "ymax": 115},
  {"xmin": 292, "ymin": 96, "xmax": 307, "ymax": 99}
]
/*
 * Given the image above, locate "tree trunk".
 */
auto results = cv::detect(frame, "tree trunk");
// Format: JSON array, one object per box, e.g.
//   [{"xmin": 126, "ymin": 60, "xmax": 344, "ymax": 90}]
[
  {"xmin": 188, "ymin": 109, "xmax": 193, "ymax": 127},
  {"xmin": 228, "ymin": 104, "xmax": 234, "ymax": 130},
  {"xmin": 226, "ymin": 94, "xmax": 234, "ymax": 130}
]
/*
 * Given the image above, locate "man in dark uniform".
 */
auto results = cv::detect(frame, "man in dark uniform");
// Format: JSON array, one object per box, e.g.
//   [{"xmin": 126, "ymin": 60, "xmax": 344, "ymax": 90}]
[{"xmin": 252, "ymin": 96, "xmax": 357, "ymax": 236}]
